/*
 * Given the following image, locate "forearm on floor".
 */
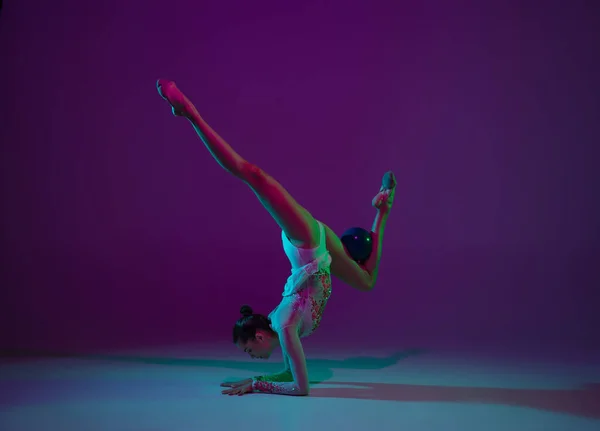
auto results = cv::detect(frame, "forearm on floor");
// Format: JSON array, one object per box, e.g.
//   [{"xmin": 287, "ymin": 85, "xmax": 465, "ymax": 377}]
[{"xmin": 251, "ymin": 378, "xmax": 308, "ymax": 396}]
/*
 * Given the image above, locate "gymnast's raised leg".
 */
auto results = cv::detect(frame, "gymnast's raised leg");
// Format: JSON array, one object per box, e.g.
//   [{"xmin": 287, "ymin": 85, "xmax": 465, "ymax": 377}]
[{"xmin": 156, "ymin": 80, "xmax": 394, "ymax": 291}]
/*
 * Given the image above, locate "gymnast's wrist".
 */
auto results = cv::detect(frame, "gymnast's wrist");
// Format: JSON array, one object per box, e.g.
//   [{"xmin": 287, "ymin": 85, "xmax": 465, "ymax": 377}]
[{"xmin": 251, "ymin": 377, "xmax": 261, "ymax": 391}]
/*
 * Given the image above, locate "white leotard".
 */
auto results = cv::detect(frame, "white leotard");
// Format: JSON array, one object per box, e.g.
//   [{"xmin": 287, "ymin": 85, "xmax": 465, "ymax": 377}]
[{"xmin": 268, "ymin": 221, "xmax": 332, "ymax": 337}]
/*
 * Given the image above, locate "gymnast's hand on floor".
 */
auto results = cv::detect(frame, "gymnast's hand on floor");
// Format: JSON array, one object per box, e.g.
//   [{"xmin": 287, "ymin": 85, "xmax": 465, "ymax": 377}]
[
  {"xmin": 221, "ymin": 380, "xmax": 253, "ymax": 396},
  {"xmin": 220, "ymin": 378, "xmax": 252, "ymax": 388}
]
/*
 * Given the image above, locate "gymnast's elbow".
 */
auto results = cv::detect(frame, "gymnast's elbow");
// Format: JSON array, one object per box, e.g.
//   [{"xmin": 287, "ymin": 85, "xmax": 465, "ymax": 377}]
[
  {"xmin": 292, "ymin": 380, "xmax": 310, "ymax": 396},
  {"xmin": 295, "ymin": 386, "xmax": 310, "ymax": 396}
]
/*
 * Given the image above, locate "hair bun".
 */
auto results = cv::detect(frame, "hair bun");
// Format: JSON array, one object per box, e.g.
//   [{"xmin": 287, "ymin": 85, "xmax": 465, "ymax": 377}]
[{"xmin": 240, "ymin": 305, "xmax": 253, "ymax": 317}]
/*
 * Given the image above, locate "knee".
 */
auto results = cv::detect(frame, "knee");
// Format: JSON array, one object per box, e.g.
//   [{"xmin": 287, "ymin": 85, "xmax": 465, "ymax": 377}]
[{"xmin": 240, "ymin": 162, "xmax": 267, "ymax": 185}]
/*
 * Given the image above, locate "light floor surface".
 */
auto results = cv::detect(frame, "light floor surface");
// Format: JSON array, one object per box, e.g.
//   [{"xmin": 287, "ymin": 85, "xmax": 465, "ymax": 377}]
[{"xmin": 1, "ymin": 344, "xmax": 599, "ymax": 431}]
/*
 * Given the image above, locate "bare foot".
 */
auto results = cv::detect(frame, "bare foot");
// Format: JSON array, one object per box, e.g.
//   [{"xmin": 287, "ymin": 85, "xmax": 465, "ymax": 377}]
[
  {"xmin": 372, "ymin": 171, "xmax": 396, "ymax": 212},
  {"xmin": 156, "ymin": 79, "xmax": 194, "ymax": 117}
]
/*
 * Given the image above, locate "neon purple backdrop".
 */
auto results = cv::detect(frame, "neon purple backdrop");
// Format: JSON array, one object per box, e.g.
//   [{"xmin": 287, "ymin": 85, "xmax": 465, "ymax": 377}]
[{"xmin": 0, "ymin": 1, "xmax": 598, "ymax": 352}]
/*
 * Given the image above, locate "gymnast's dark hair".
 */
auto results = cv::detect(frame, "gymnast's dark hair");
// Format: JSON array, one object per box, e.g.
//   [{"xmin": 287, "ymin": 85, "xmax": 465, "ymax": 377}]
[{"xmin": 232, "ymin": 305, "xmax": 274, "ymax": 344}]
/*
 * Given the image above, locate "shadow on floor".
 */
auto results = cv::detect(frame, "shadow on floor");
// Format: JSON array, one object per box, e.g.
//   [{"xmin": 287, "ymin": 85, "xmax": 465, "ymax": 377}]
[
  {"xmin": 4, "ymin": 349, "xmax": 597, "ymax": 419},
  {"xmin": 0, "ymin": 348, "xmax": 425, "ymax": 384},
  {"xmin": 310, "ymin": 381, "xmax": 600, "ymax": 419}
]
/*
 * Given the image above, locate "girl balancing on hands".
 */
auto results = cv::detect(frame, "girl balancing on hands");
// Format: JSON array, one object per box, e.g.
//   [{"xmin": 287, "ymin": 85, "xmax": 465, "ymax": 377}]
[{"xmin": 156, "ymin": 79, "xmax": 396, "ymax": 396}]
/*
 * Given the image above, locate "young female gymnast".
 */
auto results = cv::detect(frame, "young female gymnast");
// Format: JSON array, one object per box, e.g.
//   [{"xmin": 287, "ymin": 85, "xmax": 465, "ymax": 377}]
[{"xmin": 156, "ymin": 79, "xmax": 396, "ymax": 396}]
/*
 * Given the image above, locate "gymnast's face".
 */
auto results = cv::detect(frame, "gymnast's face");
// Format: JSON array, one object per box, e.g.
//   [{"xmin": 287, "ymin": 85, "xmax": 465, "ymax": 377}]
[{"xmin": 237, "ymin": 330, "xmax": 275, "ymax": 360}]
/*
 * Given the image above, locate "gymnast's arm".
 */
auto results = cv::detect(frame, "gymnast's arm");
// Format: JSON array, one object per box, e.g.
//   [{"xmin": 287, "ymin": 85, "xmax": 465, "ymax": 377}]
[{"xmin": 251, "ymin": 327, "xmax": 310, "ymax": 396}]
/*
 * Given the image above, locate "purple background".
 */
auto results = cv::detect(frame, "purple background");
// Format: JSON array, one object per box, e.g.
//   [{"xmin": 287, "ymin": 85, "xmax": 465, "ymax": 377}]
[{"xmin": 1, "ymin": 1, "xmax": 598, "ymax": 353}]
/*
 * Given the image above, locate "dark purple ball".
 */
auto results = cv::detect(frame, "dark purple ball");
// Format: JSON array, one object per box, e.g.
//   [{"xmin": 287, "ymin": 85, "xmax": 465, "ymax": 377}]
[{"xmin": 341, "ymin": 227, "xmax": 373, "ymax": 263}]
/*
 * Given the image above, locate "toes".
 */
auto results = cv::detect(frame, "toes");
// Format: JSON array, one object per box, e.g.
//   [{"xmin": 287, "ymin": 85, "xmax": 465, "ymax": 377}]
[
  {"xmin": 156, "ymin": 79, "xmax": 170, "ymax": 90},
  {"xmin": 382, "ymin": 171, "xmax": 396, "ymax": 190},
  {"xmin": 156, "ymin": 79, "xmax": 166, "ymax": 97},
  {"xmin": 156, "ymin": 79, "xmax": 175, "ymax": 99}
]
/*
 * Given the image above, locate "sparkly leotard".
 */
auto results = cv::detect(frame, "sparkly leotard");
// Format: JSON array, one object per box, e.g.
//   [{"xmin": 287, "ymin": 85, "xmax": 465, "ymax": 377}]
[
  {"xmin": 251, "ymin": 221, "xmax": 332, "ymax": 395},
  {"xmin": 268, "ymin": 221, "xmax": 332, "ymax": 337}
]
